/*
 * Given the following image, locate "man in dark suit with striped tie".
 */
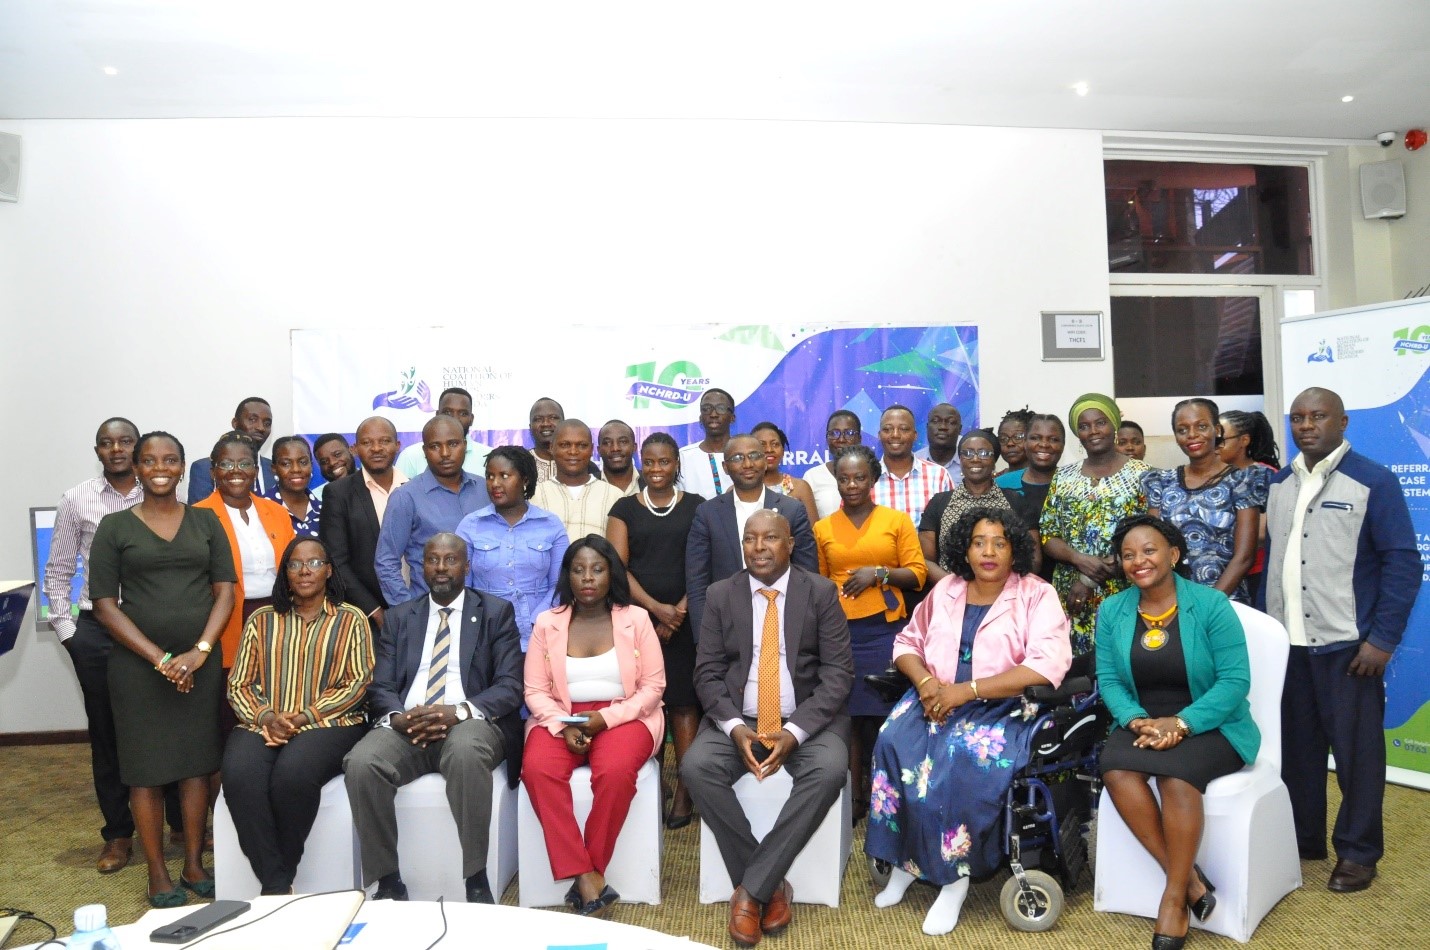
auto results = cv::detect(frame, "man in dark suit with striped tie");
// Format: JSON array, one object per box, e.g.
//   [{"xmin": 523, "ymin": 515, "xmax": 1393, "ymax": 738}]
[{"xmin": 344, "ymin": 533, "xmax": 523, "ymax": 904}]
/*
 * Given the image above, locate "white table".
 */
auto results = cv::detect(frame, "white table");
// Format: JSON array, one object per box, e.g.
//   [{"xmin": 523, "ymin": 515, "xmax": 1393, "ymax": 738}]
[{"xmin": 21, "ymin": 894, "xmax": 718, "ymax": 949}]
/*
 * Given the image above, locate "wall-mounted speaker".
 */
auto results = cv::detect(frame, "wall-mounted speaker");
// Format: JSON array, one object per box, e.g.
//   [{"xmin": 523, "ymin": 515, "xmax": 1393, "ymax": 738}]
[
  {"xmin": 1360, "ymin": 160, "xmax": 1406, "ymax": 220},
  {"xmin": 0, "ymin": 132, "xmax": 18, "ymax": 202}
]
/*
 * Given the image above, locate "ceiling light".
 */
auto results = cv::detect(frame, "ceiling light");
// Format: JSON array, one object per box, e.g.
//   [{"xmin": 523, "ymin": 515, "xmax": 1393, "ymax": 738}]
[
  {"xmin": 1341, "ymin": 95, "xmax": 1355, "ymax": 103},
  {"xmin": 102, "ymin": 66, "xmax": 118, "ymax": 76},
  {"xmin": 1072, "ymin": 82, "xmax": 1090, "ymax": 97}
]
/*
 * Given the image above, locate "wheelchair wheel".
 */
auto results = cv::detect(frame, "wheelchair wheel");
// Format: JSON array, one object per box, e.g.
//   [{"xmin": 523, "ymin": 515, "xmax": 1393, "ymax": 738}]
[
  {"xmin": 999, "ymin": 869, "xmax": 1063, "ymax": 933},
  {"xmin": 868, "ymin": 856, "xmax": 892, "ymax": 887}
]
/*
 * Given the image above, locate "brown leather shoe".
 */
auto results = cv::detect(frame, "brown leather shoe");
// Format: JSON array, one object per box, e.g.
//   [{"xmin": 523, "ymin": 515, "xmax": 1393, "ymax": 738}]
[
  {"xmin": 1328, "ymin": 858, "xmax": 1376, "ymax": 893},
  {"xmin": 760, "ymin": 879, "xmax": 793, "ymax": 936},
  {"xmin": 728, "ymin": 885, "xmax": 763, "ymax": 947},
  {"xmin": 97, "ymin": 837, "xmax": 132, "ymax": 874}
]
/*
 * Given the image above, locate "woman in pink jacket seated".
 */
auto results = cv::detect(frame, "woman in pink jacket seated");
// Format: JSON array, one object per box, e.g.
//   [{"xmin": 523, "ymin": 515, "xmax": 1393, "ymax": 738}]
[
  {"xmin": 866, "ymin": 507, "xmax": 1071, "ymax": 936},
  {"xmin": 523, "ymin": 534, "xmax": 666, "ymax": 918}
]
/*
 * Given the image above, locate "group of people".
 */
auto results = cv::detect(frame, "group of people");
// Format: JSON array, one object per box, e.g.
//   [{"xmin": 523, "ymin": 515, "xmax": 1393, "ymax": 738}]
[{"xmin": 42, "ymin": 382, "xmax": 1416, "ymax": 950}]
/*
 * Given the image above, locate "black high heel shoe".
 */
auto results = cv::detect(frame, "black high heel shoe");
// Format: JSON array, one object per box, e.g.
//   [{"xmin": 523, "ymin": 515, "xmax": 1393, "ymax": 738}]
[
  {"xmin": 1151, "ymin": 935, "xmax": 1186, "ymax": 950},
  {"xmin": 1188, "ymin": 864, "xmax": 1217, "ymax": 922}
]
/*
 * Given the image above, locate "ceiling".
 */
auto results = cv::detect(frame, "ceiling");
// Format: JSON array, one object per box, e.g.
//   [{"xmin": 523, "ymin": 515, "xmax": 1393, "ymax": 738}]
[{"xmin": 2, "ymin": 0, "xmax": 1428, "ymax": 142}]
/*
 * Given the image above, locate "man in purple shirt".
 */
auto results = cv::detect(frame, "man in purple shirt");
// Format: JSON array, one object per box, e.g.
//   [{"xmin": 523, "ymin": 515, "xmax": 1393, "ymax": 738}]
[{"xmin": 376, "ymin": 414, "xmax": 490, "ymax": 604}]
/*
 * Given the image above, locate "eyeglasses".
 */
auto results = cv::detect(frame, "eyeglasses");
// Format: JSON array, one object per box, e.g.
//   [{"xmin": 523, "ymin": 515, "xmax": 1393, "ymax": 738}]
[
  {"xmin": 999, "ymin": 433, "xmax": 1027, "ymax": 444},
  {"xmin": 701, "ymin": 403, "xmax": 733, "ymax": 415},
  {"xmin": 725, "ymin": 452, "xmax": 763, "ymax": 465},
  {"xmin": 960, "ymin": 448, "xmax": 996, "ymax": 460},
  {"xmin": 215, "ymin": 459, "xmax": 257, "ymax": 472},
  {"xmin": 826, "ymin": 428, "xmax": 860, "ymax": 439},
  {"xmin": 285, "ymin": 558, "xmax": 329, "ymax": 572}
]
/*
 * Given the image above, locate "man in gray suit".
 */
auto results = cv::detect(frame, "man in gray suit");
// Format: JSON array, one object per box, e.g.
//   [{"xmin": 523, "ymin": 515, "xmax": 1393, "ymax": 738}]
[
  {"xmin": 344, "ymin": 533, "xmax": 523, "ymax": 904},
  {"xmin": 685, "ymin": 433, "xmax": 818, "ymax": 641},
  {"xmin": 682, "ymin": 510, "xmax": 853, "ymax": 947}
]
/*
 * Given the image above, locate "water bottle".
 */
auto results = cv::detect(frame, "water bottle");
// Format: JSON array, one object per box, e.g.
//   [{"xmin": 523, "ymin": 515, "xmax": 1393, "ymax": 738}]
[{"xmin": 67, "ymin": 904, "xmax": 121, "ymax": 950}]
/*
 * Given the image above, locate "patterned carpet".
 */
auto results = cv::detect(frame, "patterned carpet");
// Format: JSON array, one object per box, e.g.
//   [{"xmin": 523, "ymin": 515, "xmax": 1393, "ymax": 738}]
[{"xmin": 2, "ymin": 743, "xmax": 1424, "ymax": 949}]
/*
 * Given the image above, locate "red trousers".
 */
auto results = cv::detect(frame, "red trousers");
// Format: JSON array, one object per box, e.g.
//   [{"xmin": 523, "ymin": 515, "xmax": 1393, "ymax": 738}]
[{"xmin": 522, "ymin": 700, "xmax": 655, "ymax": 881}]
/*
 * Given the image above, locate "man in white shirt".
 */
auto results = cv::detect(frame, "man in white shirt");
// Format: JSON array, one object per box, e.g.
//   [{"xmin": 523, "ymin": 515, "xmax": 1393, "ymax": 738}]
[
  {"xmin": 680, "ymin": 388, "xmax": 737, "ymax": 498},
  {"xmin": 682, "ymin": 511, "xmax": 853, "ymax": 947},
  {"xmin": 344, "ymin": 533, "xmax": 524, "ymax": 904}
]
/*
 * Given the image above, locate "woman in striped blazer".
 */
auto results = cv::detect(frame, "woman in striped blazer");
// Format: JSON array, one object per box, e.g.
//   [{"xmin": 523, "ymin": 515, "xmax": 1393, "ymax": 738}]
[{"xmin": 222, "ymin": 535, "xmax": 375, "ymax": 895}]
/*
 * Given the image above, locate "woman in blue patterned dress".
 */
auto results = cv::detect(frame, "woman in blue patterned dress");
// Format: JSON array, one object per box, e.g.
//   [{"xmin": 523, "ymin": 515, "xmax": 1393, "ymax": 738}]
[
  {"xmin": 1040, "ymin": 394, "xmax": 1151, "ymax": 654},
  {"xmin": 866, "ymin": 507, "xmax": 1071, "ymax": 936},
  {"xmin": 1143, "ymin": 398, "xmax": 1264, "ymax": 603}
]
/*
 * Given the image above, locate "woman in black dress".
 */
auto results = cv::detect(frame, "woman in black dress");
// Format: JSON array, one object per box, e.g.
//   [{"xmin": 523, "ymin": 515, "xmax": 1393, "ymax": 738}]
[
  {"xmin": 1095, "ymin": 515, "xmax": 1260, "ymax": 950},
  {"xmin": 606, "ymin": 432, "xmax": 704, "ymax": 828},
  {"xmin": 91, "ymin": 432, "xmax": 237, "ymax": 907}
]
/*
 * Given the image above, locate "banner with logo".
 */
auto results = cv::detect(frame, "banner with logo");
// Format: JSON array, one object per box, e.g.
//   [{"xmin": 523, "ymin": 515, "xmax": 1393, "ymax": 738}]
[
  {"xmin": 1282, "ymin": 298, "xmax": 1430, "ymax": 783},
  {"xmin": 292, "ymin": 322, "xmax": 979, "ymax": 477}
]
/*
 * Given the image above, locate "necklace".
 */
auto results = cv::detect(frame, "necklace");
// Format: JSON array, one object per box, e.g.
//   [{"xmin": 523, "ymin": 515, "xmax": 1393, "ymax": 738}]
[
  {"xmin": 642, "ymin": 487, "xmax": 681, "ymax": 518},
  {"xmin": 1137, "ymin": 602, "xmax": 1178, "ymax": 651}
]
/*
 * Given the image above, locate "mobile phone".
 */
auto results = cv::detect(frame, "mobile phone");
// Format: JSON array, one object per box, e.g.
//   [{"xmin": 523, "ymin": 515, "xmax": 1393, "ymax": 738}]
[
  {"xmin": 558, "ymin": 715, "xmax": 590, "ymax": 724},
  {"xmin": 150, "ymin": 900, "xmax": 250, "ymax": 944}
]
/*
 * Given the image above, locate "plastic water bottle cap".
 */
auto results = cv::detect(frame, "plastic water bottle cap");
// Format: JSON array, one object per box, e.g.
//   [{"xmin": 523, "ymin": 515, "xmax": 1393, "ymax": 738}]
[{"xmin": 73, "ymin": 904, "xmax": 108, "ymax": 932}]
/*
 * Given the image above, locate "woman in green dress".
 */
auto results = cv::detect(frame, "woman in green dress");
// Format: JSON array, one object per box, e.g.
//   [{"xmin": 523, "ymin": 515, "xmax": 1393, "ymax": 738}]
[
  {"xmin": 91, "ymin": 431, "xmax": 237, "ymax": 907},
  {"xmin": 1039, "ymin": 394, "xmax": 1150, "ymax": 654}
]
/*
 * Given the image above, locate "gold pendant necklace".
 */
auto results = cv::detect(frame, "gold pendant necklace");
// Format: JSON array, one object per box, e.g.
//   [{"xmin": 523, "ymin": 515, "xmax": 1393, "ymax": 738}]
[{"xmin": 1137, "ymin": 602, "xmax": 1177, "ymax": 651}]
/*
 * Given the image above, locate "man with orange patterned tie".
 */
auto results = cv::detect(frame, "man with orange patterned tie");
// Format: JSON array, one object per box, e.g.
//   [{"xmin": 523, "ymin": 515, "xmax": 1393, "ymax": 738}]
[{"xmin": 682, "ymin": 510, "xmax": 853, "ymax": 947}]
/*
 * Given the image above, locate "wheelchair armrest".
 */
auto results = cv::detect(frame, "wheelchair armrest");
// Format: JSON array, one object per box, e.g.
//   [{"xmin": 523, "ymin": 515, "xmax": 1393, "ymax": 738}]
[
  {"xmin": 1025, "ymin": 675, "xmax": 1093, "ymax": 705},
  {"xmin": 863, "ymin": 667, "xmax": 912, "ymax": 704}
]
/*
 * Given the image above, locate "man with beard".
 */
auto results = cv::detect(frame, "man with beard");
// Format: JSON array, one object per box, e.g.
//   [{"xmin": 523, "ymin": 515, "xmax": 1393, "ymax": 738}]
[{"xmin": 344, "ymin": 533, "xmax": 523, "ymax": 903}]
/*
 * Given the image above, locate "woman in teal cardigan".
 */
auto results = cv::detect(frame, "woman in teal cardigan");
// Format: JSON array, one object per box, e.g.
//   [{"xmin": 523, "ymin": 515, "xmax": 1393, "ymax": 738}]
[{"xmin": 1096, "ymin": 515, "xmax": 1259, "ymax": 950}]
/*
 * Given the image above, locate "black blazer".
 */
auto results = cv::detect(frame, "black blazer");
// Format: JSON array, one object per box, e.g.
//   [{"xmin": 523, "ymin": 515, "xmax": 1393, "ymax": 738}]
[
  {"xmin": 368, "ymin": 588, "xmax": 524, "ymax": 787},
  {"xmin": 685, "ymin": 489, "xmax": 818, "ymax": 642},
  {"xmin": 692, "ymin": 565, "xmax": 853, "ymax": 744},
  {"xmin": 320, "ymin": 471, "xmax": 386, "ymax": 616}
]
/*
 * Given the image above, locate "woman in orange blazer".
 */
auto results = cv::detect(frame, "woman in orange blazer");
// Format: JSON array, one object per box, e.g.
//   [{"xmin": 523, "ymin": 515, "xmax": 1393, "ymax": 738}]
[
  {"xmin": 192, "ymin": 433, "xmax": 295, "ymax": 737},
  {"xmin": 523, "ymin": 535, "xmax": 665, "ymax": 917}
]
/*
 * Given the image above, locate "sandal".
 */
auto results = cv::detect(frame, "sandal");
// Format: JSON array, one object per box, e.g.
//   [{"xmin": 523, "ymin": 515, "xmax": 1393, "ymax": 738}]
[
  {"xmin": 148, "ymin": 885, "xmax": 188, "ymax": 909},
  {"xmin": 180, "ymin": 876, "xmax": 216, "ymax": 899}
]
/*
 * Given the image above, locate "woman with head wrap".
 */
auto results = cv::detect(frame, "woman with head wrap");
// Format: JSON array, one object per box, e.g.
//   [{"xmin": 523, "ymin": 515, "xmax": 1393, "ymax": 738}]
[{"xmin": 1039, "ymin": 394, "xmax": 1150, "ymax": 654}]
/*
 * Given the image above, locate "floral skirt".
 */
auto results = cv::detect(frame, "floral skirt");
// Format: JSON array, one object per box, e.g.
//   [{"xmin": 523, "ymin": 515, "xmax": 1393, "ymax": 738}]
[{"xmin": 865, "ymin": 689, "xmax": 1042, "ymax": 884}]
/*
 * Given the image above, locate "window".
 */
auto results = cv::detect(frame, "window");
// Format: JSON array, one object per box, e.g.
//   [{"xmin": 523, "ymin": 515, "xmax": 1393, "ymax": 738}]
[
  {"xmin": 1106, "ymin": 160, "xmax": 1312, "ymax": 276},
  {"xmin": 1111, "ymin": 295, "xmax": 1263, "ymax": 398}
]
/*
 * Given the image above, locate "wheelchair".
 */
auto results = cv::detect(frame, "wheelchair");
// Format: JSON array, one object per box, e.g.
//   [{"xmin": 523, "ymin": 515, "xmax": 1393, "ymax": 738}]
[{"xmin": 862, "ymin": 653, "xmax": 1108, "ymax": 932}]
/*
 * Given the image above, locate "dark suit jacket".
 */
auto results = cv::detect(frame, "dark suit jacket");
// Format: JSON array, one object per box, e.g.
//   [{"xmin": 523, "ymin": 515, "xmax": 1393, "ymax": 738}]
[
  {"xmin": 692, "ymin": 565, "xmax": 853, "ymax": 744},
  {"xmin": 319, "ymin": 471, "xmax": 386, "ymax": 616},
  {"xmin": 368, "ymin": 587, "xmax": 524, "ymax": 787},
  {"xmin": 188, "ymin": 455, "xmax": 274, "ymax": 504},
  {"xmin": 685, "ymin": 489, "xmax": 818, "ymax": 641}
]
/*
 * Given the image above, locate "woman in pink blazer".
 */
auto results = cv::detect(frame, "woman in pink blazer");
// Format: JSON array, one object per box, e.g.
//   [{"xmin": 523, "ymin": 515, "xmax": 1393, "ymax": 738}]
[{"xmin": 523, "ymin": 535, "xmax": 666, "ymax": 917}]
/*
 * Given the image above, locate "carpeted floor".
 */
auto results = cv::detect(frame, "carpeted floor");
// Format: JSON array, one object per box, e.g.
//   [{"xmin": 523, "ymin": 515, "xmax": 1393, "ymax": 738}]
[{"xmin": 2, "ymin": 742, "xmax": 1424, "ymax": 949}]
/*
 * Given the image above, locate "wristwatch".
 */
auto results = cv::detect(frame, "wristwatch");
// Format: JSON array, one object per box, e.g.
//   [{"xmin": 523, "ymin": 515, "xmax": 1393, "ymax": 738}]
[
  {"xmin": 453, "ymin": 704, "xmax": 471, "ymax": 722},
  {"xmin": 195, "ymin": 641, "xmax": 212, "ymax": 654},
  {"xmin": 875, "ymin": 566, "xmax": 890, "ymax": 586}
]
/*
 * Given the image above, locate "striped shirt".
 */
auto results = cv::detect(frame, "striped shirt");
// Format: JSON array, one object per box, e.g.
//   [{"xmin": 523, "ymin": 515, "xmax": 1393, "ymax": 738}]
[
  {"xmin": 532, "ymin": 476, "xmax": 626, "ymax": 542},
  {"xmin": 872, "ymin": 456, "xmax": 955, "ymax": 528},
  {"xmin": 42, "ymin": 476, "xmax": 144, "ymax": 641},
  {"xmin": 227, "ymin": 599, "xmax": 375, "ymax": 732}
]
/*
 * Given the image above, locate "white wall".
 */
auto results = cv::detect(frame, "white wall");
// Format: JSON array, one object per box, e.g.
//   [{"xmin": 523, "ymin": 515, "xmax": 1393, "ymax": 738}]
[
  {"xmin": 0, "ymin": 117, "xmax": 1112, "ymax": 733},
  {"xmin": 1388, "ymin": 144, "xmax": 1430, "ymax": 299}
]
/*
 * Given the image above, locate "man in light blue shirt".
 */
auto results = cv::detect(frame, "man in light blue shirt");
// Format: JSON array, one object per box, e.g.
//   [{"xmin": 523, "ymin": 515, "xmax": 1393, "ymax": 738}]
[
  {"xmin": 395, "ymin": 387, "xmax": 494, "ymax": 479},
  {"xmin": 377, "ymin": 414, "xmax": 490, "ymax": 604}
]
